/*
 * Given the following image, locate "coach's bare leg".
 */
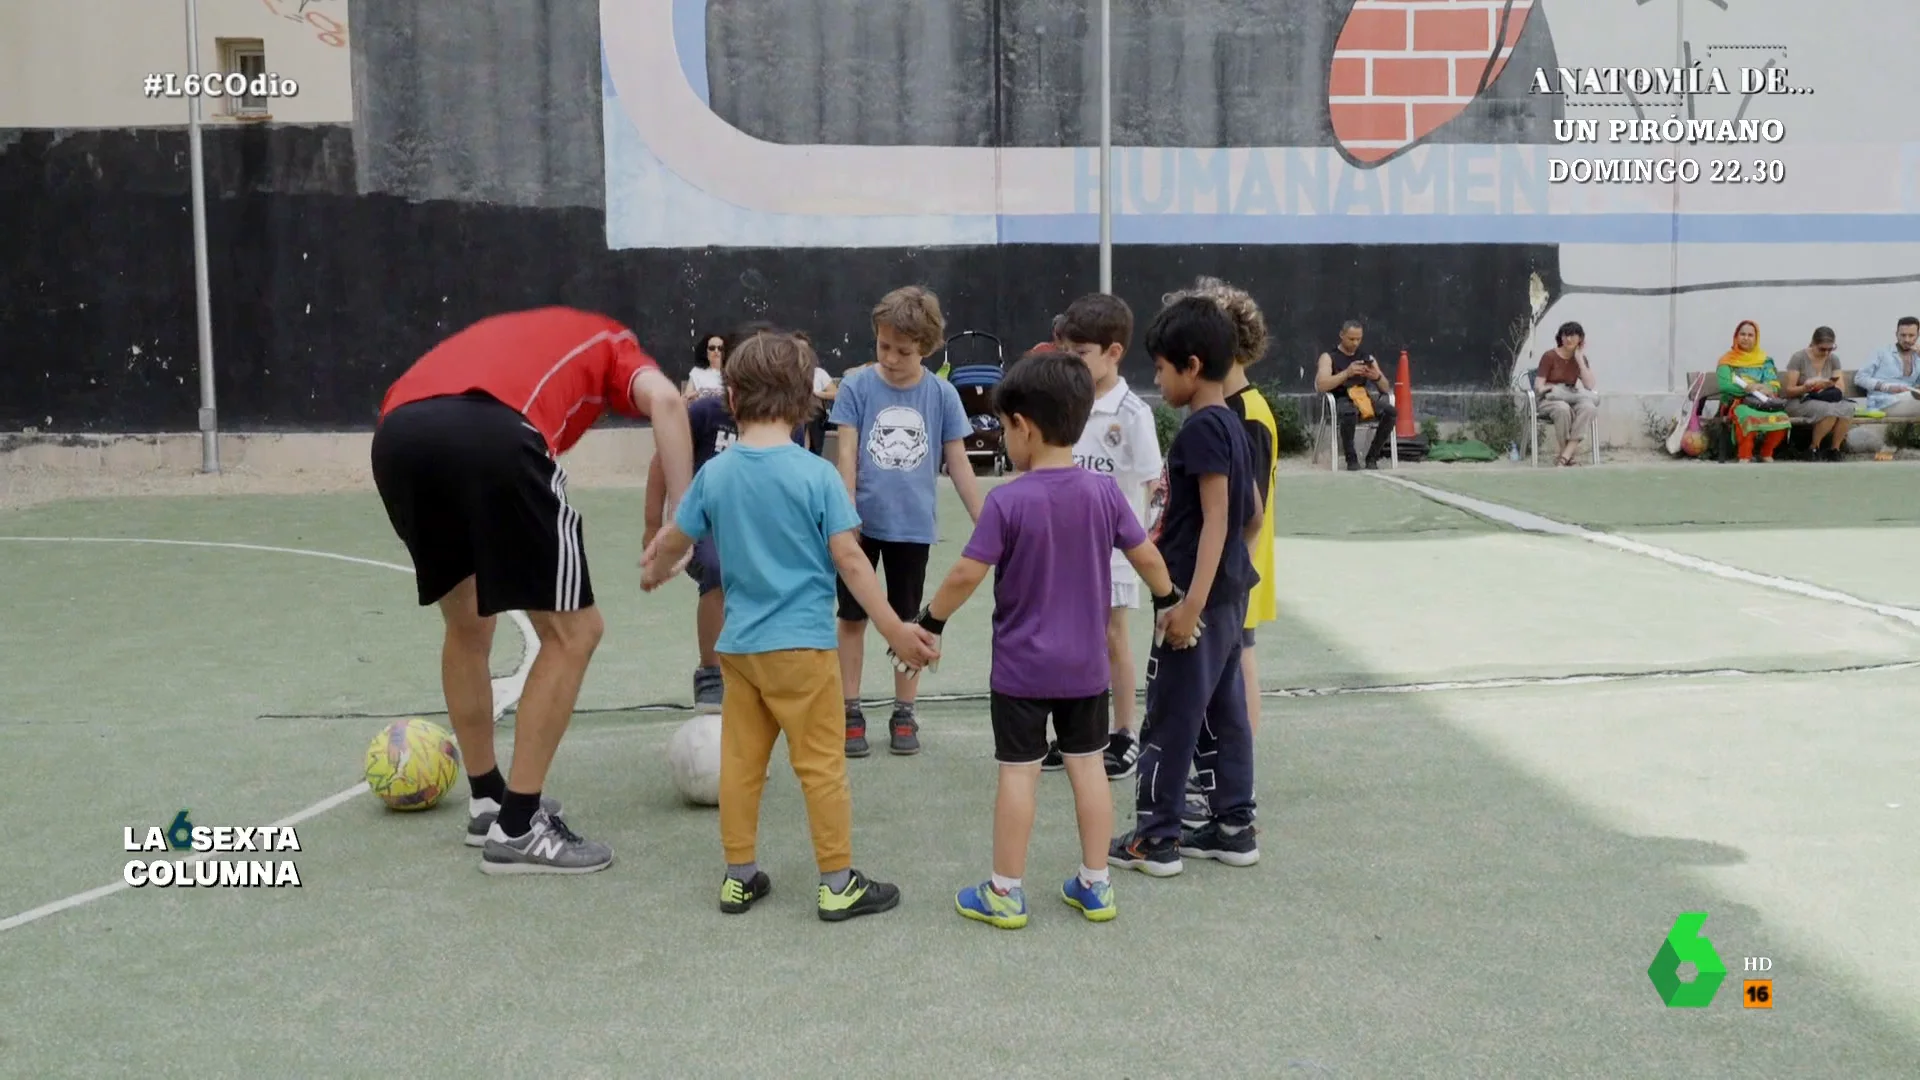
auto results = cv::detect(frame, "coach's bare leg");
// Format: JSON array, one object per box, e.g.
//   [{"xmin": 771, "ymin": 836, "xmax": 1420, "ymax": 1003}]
[
  {"xmin": 837, "ymin": 618, "xmax": 866, "ymax": 701},
  {"xmin": 508, "ymin": 606, "xmax": 605, "ymax": 793},
  {"xmin": 438, "ymin": 577, "xmax": 499, "ymax": 775}
]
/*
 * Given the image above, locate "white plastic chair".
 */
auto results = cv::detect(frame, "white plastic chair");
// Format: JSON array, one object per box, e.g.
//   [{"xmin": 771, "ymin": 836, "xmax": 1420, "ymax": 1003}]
[
  {"xmin": 1319, "ymin": 389, "xmax": 1399, "ymax": 471},
  {"xmin": 1524, "ymin": 370, "xmax": 1600, "ymax": 466}
]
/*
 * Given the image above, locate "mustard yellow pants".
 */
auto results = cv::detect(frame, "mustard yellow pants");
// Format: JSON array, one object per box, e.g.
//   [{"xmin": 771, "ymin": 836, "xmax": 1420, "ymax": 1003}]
[{"xmin": 717, "ymin": 650, "xmax": 851, "ymax": 872}]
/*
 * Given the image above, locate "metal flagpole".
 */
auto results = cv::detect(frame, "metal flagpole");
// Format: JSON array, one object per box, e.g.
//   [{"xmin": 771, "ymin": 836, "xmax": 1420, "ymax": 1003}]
[
  {"xmin": 185, "ymin": 0, "xmax": 220, "ymax": 472},
  {"xmin": 1097, "ymin": 0, "xmax": 1112, "ymax": 293}
]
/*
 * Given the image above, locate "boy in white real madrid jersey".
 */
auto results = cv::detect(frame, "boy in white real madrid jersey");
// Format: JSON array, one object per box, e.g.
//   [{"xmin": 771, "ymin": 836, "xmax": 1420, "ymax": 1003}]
[{"xmin": 1045, "ymin": 292, "xmax": 1163, "ymax": 780}]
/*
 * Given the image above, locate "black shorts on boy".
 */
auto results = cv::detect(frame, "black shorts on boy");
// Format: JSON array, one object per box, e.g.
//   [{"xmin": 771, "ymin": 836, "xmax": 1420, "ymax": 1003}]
[
  {"xmin": 990, "ymin": 692, "xmax": 1110, "ymax": 765},
  {"xmin": 834, "ymin": 536, "xmax": 930, "ymax": 622}
]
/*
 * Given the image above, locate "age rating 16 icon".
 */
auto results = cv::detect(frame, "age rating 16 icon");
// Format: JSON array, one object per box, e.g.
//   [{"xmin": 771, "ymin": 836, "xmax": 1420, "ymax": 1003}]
[{"xmin": 1649, "ymin": 913, "xmax": 1774, "ymax": 1009}]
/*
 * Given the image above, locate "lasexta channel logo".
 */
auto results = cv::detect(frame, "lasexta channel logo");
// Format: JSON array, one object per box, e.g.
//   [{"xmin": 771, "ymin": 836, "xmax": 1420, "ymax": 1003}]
[{"xmin": 1648, "ymin": 912, "xmax": 1727, "ymax": 1007}]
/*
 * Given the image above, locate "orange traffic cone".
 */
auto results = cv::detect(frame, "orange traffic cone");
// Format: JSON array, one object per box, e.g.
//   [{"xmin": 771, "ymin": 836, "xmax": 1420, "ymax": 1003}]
[{"xmin": 1394, "ymin": 348, "xmax": 1417, "ymax": 439}]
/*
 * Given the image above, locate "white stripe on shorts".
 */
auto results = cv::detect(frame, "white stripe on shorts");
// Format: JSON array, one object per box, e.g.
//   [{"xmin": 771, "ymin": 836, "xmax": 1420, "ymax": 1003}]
[{"xmin": 551, "ymin": 464, "xmax": 583, "ymax": 610}]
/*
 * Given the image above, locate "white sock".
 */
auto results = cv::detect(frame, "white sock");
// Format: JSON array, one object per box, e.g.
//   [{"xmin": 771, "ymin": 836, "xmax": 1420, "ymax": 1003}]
[
  {"xmin": 1079, "ymin": 865, "xmax": 1109, "ymax": 886},
  {"xmin": 469, "ymin": 796, "xmax": 500, "ymax": 816},
  {"xmin": 1220, "ymin": 824, "xmax": 1247, "ymax": 836},
  {"xmin": 990, "ymin": 873, "xmax": 1022, "ymax": 894}
]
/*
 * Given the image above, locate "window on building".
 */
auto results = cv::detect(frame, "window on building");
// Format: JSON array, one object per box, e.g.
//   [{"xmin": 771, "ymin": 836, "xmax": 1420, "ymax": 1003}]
[{"xmin": 219, "ymin": 39, "xmax": 268, "ymax": 118}]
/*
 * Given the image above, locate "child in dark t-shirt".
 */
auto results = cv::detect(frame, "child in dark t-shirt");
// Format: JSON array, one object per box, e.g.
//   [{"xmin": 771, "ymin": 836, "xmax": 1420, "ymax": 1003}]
[{"xmin": 1108, "ymin": 297, "xmax": 1264, "ymax": 879}]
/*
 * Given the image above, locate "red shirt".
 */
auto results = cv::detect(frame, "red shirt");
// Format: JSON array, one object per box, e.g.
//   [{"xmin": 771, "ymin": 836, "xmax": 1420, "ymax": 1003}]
[{"xmin": 381, "ymin": 307, "xmax": 659, "ymax": 455}]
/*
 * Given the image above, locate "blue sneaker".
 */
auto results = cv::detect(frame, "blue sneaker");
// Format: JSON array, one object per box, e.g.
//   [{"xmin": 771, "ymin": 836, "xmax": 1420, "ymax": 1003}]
[
  {"xmin": 1061, "ymin": 875, "xmax": 1117, "ymax": 922},
  {"xmin": 956, "ymin": 881, "xmax": 1028, "ymax": 929}
]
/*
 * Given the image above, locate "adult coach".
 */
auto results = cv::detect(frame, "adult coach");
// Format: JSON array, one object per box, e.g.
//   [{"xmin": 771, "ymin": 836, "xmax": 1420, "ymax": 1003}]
[{"xmin": 372, "ymin": 307, "xmax": 694, "ymax": 875}]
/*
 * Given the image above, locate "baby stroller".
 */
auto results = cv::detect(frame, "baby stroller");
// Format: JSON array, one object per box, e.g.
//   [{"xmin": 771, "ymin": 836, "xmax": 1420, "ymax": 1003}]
[{"xmin": 941, "ymin": 330, "xmax": 1011, "ymax": 476}]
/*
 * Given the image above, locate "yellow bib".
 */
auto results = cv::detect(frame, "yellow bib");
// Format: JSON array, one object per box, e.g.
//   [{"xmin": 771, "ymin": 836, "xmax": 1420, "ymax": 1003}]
[{"xmin": 1237, "ymin": 389, "xmax": 1280, "ymax": 628}]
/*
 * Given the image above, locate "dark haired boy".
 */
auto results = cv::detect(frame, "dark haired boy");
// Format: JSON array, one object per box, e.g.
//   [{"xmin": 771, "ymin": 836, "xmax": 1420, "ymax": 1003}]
[
  {"xmin": 643, "ymin": 331, "xmax": 938, "ymax": 921},
  {"xmin": 1046, "ymin": 293, "xmax": 1161, "ymax": 780},
  {"xmin": 1109, "ymin": 297, "xmax": 1264, "ymax": 877},
  {"xmin": 902, "ymin": 350, "xmax": 1179, "ymax": 927}
]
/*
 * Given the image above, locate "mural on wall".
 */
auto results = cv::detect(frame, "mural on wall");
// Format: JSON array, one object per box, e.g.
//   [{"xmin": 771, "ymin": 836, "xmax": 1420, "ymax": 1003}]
[{"xmin": 603, "ymin": 0, "xmax": 1920, "ymax": 392}]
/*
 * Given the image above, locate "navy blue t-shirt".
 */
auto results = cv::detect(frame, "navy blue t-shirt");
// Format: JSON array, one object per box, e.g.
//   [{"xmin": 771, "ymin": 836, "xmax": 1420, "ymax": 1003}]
[
  {"xmin": 687, "ymin": 397, "xmax": 804, "ymax": 472},
  {"xmin": 1149, "ymin": 404, "xmax": 1258, "ymax": 608}
]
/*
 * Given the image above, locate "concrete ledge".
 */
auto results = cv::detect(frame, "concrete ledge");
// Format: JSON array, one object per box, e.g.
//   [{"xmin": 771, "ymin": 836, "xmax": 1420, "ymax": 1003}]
[{"xmin": 0, "ymin": 429, "xmax": 665, "ymax": 510}]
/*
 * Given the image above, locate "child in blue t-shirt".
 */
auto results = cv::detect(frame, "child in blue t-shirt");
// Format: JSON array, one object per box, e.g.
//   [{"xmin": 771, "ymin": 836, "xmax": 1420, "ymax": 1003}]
[
  {"xmin": 643, "ymin": 331, "xmax": 938, "ymax": 921},
  {"xmin": 828, "ymin": 286, "xmax": 983, "ymax": 757},
  {"xmin": 645, "ymin": 323, "xmax": 806, "ymax": 716}
]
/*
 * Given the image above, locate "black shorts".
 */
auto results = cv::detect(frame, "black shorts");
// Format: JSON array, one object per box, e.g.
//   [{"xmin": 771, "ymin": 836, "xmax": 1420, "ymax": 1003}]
[
  {"xmin": 991, "ymin": 692, "xmax": 1110, "ymax": 765},
  {"xmin": 1241, "ymin": 628, "xmax": 1256, "ymax": 648},
  {"xmin": 835, "ymin": 536, "xmax": 930, "ymax": 622},
  {"xmin": 371, "ymin": 391, "xmax": 591, "ymax": 617}
]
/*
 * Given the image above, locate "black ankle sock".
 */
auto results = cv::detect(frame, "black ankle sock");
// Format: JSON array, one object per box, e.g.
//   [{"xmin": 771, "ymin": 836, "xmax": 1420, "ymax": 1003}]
[
  {"xmin": 468, "ymin": 768, "xmax": 507, "ymax": 804},
  {"xmin": 497, "ymin": 789, "xmax": 542, "ymax": 837}
]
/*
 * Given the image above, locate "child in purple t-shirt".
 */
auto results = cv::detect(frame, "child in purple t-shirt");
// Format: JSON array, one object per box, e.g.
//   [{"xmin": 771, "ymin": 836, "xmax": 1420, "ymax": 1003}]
[{"xmin": 903, "ymin": 350, "xmax": 1180, "ymax": 930}]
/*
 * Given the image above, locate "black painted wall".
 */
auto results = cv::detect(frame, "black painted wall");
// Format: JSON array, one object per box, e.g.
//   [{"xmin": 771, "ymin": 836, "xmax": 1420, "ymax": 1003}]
[{"xmin": 0, "ymin": 0, "xmax": 1561, "ymax": 433}]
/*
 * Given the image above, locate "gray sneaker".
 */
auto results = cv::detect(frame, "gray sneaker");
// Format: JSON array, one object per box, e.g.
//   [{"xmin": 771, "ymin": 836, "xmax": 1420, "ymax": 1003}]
[
  {"xmin": 479, "ymin": 810, "xmax": 613, "ymax": 875},
  {"xmin": 465, "ymin": 793, "xmax": 562, "ymax": 847},
  {"xmin": 693, "ymin": 666, "xmax": 724, "ymax": 715}
]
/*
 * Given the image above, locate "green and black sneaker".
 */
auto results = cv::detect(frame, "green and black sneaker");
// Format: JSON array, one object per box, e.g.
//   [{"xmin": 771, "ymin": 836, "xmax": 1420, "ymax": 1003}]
[
  {"xmin": 816, "ymin": 869, "xmax": 901, "ymax": 922},
  {"xmin": 719, "ymin": 871, "xmax": 771, "ymax": 914}
]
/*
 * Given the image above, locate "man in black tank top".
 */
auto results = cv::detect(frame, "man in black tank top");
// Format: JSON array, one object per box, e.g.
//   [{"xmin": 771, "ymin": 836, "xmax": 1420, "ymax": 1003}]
[{"xmin": 1313, "ymin": 320, "xmax": 1396, "ymax": 469}]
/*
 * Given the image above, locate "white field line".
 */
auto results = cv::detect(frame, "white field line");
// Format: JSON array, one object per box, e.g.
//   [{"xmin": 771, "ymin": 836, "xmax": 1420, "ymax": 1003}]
[
  {"xmin": 0, "ymin": 535, "xmax": 540, "ymax": 934},
  {"xmin": 1372, "ymin": 476, "xmax": 1920, "ymax": 630}
]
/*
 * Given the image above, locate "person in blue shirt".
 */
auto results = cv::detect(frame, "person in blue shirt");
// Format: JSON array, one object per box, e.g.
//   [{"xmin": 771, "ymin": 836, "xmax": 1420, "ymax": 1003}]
[
  {"xmin": 829, "ymin": 287, "xmax": 984, "ymax": 756},
  {"xmin": 1854, "ymin": 316, "xmax": 1920, "ymax": 420},
  {"xmin": 642, "ymin": 330, "xmax": 938, "ymax": 921},
  {"xmin": 645, "ymin": 322, "xmax": 807, "ymax": 715}
]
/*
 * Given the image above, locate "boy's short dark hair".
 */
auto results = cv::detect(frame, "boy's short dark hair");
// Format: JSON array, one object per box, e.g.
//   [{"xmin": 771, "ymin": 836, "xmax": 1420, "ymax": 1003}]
[
  {"xmin": 994, "ymin": 349, "xmax": 1094, "ymax": 447},
  {"xmin": 1555, "ymin": 321, "xmax": 1585, "ymax": 345},
  {"xmin": 726, "ymin": 332, "xmax": 816, "ymax": 426},
  {"xmin": 1144, "ymin": 297, "xmax": 1236, "ymax": 382},
  {"xmin": 1056, "ymin": 293, "xmax": 1134, "ymax": 352}
]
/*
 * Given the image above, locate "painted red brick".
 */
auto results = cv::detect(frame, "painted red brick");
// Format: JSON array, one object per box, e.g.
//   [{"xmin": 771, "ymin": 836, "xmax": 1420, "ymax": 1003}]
[
  {"xmin": 1371, "ymin": 57, "xmax": 1452, "ymax": 97},
  {"xmin": 1329, "ymin": 57, "xmax": 1368, "ymax": 97},
  {"xmin": 1411, "ymin": 103, "xmax": 1468, "ymax": 140},
  {"xmin": 1331, "ymin": 102, "xmax": 1409, "ymax": 143},
  {"xmin": 1334, "ymin": 8, "xmax": 1407, "ymax": 52},
  {"xmin": 1504, "ymin": 9, "xmax": 1530, "ymax": 47},
  {"xmin": 1413, "ymin": 8, "xmax": 1492, "ymax": 52},
  {"xmin": 1452, "ymin": 54, "xmax": 1516, "ymax": 93}
]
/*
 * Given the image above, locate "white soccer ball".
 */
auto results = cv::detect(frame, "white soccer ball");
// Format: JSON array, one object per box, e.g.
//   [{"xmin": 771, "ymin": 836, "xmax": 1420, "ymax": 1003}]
[{"xmin": 667, "ymin": 714, "xmax": 723, "ymax": 806}]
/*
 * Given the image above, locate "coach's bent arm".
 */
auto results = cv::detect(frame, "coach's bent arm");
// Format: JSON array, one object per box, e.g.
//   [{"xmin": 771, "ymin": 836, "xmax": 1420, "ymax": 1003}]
[{"xmin": 633, "ymin": 368, "xmax": 694, "ymax": 510}]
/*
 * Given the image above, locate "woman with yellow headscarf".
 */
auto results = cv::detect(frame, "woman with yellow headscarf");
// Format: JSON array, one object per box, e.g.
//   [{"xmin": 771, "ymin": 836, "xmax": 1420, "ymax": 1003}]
[{"xmin": 1716, "ymin": 320, "xmax": 1791, "ymax": 462}]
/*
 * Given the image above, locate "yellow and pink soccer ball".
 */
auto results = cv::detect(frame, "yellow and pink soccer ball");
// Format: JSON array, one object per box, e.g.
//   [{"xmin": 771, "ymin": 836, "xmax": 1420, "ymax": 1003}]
[
  {"xmin": 364, "ymin": 718, "xmax": 462, "ymax": 811},
  {"xmin": 1680, "ymin": 430, "xmax": 1708, "ymax": 457}
]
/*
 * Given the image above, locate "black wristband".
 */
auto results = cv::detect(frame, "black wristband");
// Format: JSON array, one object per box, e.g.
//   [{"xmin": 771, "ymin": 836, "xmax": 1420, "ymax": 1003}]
[
  {"xmin": 1152, "ymin": 585, "xmax": 1184, "ymax": 612},
  {"xmin": 915, "ymin": 605, "xmax": 947, "ymax": 636}
]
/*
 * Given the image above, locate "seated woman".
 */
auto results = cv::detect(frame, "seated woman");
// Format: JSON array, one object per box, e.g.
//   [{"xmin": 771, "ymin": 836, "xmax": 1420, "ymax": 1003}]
[
  {"xmin": 683, "ymin": 332, "xmax": 726, "ymax": 400},
  {"xmin": 1782, "ymin": 326, "xmax": 1855, "ymax": 461},
  {"xmin": 1716, "ymin": 320, "xmax": 1791, "ymax": 463}
]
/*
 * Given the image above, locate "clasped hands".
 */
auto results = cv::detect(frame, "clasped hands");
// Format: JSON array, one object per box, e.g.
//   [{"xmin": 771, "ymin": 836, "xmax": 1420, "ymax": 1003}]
[{"xmin": 885, "ymin": 607, "xmax": 944, "ymax": 676}]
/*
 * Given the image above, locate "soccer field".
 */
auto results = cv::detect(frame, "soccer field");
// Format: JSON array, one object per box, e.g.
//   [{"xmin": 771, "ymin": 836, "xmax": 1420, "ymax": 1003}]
[{"xmin": 4, "ymin": 461, "xmax": 1919, "ymax": 1077}]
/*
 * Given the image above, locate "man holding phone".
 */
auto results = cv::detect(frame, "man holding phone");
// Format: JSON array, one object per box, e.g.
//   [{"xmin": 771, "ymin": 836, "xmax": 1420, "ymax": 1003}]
[{"xmin": 1314, "ymin": 320, "xmax": 1396, "ymax": 470}]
